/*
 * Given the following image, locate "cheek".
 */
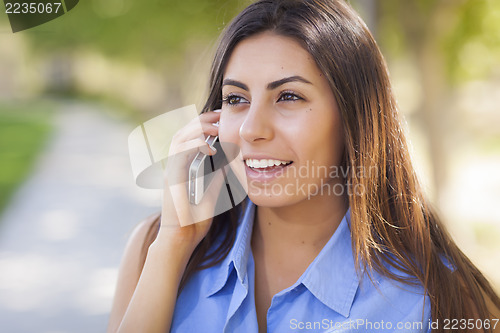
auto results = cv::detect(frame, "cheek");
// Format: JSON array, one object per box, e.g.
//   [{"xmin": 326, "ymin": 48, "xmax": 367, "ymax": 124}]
[
  {"xmin": 218, "ymin": 113, "xmax": 230, "ymax": 141},
  {"xmin": 304, "ymin": 114, "xmax": 344, "ymax": 164},
  {"xmin": 218, "ymin": 113, "xmax": 241, "ymax": 147}
]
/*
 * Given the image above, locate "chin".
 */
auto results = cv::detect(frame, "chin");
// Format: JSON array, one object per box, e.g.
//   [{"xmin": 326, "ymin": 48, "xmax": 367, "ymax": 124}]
[{"xmin": 247, "ymin": 191, "xmax": 303, "ymax": 208}]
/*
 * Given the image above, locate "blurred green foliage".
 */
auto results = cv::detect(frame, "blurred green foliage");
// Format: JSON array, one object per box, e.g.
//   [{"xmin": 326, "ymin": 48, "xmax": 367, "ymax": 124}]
[
  {"xmin": 0, "ymin": 103, "xmax": 52, "ymax": 214},
  {"xmin": 444, "ymin": 0, "xmax": 500, "ymax": 82},
  {"xmin": 24, "ymin": 0, "xmax": 248, "ymax": 65},
  {"xmin": 377, "ymin": 0, "xmax": 500, "ymax": 83}
]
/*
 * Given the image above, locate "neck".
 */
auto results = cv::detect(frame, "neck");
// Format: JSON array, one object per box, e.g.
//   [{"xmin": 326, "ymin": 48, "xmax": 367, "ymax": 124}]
[{"xmin": 252, "ymin": 191, "xmax": 348, "ymax": 254}]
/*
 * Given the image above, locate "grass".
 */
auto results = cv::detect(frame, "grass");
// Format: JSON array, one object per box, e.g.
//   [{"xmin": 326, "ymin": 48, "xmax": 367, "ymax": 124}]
[{"xmin": 0, "ymin": 101, "xmax": 53, "ymax": 214}]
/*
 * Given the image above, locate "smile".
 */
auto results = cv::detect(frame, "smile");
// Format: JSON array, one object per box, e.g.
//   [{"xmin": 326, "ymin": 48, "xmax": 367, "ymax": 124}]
[{"xmin": 245, "ymin": 158, "xmax": 293, "ymax": 171}]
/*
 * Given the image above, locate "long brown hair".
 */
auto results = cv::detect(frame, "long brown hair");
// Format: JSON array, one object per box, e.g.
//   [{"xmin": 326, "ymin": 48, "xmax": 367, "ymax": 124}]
[{"xmin": 144, "ymin": 0, "xmax": 500, "ymax": 330}]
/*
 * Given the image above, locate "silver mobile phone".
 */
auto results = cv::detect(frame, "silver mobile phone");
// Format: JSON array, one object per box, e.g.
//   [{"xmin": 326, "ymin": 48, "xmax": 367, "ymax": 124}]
[{"xmin": 189, "ymin": 135, "xmax": 218, "ymax": 205}]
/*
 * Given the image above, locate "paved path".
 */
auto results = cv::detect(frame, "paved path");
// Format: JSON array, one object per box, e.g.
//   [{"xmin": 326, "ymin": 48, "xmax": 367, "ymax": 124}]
[{"xmin": 0, "ymin": 101, "xmax": 161, "ymax": 333}]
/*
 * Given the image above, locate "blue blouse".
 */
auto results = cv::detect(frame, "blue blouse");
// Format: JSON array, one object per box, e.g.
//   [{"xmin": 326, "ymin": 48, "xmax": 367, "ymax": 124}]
[{"xmin": 171, "ymin": 198, "xmax": 431, "ymax": 332}]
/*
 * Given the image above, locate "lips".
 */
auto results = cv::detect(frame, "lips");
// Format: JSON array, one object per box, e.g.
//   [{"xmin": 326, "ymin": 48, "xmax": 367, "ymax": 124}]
[{"xmin": 243, "ymin": 157, "xmax": 293, "ymax": 182}]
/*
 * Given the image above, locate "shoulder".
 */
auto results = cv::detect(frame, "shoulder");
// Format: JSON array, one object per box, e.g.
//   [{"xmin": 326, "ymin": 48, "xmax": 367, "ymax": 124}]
[
  {"xmin": 128, "ymin": 212, "xmax": 161, "ymax": 253},
  {"xmin": 120, "ymin": 210, "xmax": 161, "ymax": 274},
  {"xmin": 107, "ymin": 212, "xmax": 161, "ymax": 332},
  {"xmin": 111, "ymin": 211, "xmax": 161, "ymax": 282},
  {"xmin": 121, "ymin": 212, "xmax": 161, "ymax": 268}
]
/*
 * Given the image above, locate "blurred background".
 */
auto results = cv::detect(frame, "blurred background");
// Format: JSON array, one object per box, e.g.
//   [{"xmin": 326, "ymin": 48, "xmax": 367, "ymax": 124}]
[{"xmin": 0, "ymin": 0, "xmax": 499, "ymax": 332}]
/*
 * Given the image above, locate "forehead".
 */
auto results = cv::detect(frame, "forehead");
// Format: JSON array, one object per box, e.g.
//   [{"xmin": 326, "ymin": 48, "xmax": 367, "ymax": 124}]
[{"xmin": 223, "ymin": 32, "xmax": 323, "ymax": 81}]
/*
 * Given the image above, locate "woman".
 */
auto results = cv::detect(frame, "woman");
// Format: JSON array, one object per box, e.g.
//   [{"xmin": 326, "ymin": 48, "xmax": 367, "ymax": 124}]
[{"xmin": 108, "ymin": 0, "xmax": 500, "ymax": 332}]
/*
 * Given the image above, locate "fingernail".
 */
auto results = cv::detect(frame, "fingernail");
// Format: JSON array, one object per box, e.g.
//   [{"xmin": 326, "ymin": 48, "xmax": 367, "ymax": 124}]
[
  {"xmin": 206, "ymin": 142, "xmax": 217, "ymax": 153},
  {"xmin": 212, "ymin": 121, "xmax": 220, "ymax": 127},
  {"xmin": 213, "ymin": 109, "xmax": 221, "ymax": 113}
]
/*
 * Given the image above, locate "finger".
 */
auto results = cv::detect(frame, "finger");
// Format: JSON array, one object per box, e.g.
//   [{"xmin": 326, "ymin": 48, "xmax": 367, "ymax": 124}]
[
  {"xmin": 167, "ymin": 158, "xmax": 225, "ymax": 227},
  {"xmin": 187, "ymin": 169, "xmax": 228, "ymax": 224},
  {"xmin": 200, "ymin": 123, "xmax": 219, "ymax": 138},
  {"xmin": 200, "ymin": 110, "xmax": 221, "ymax": 130},
  {"xmin": 199, "ymin": 141, "xmax": 217, "ymax": 156},
  {"xmin": 170, "ymin": 119, "xmax": 204, "ymax": 145},
  {"xmin": 200, "ymin": 111, "xmax": 220, "ymax": 137},
  {"xmin": 170, "ymin": 137, "xmax": 217, "ymax": 158},
  {"xmin": 171, "ymin": 113, "xmax": 219, "ymax": 144},
  {"xmin": 199, "ymin": 109, "xmax": 221, "ymax": 122}
]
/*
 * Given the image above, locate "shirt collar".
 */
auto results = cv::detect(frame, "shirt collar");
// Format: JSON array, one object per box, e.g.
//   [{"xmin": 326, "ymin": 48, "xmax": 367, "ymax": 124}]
[
  {"xmin": 206, "ymin": 200, "xmax": 360, "ymax": 318},
  {"xmin": 206, "ymin": 197, "xmax": 255, "ymax": 297},
  {"xmin": 298, "ymin": 208, "xmax": 360, "ymax": 317}
]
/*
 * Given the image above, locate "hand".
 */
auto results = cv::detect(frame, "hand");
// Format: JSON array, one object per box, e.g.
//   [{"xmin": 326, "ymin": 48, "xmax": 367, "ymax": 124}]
[{"xmin": 156, "ymin": 110, "xmax": 223, "ymax": 251}]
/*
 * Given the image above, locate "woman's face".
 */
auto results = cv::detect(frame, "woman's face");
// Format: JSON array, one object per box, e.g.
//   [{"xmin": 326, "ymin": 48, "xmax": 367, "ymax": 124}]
[{"xmin": 219, "ymin": 32, "xmax": 345, "ymax": 207}]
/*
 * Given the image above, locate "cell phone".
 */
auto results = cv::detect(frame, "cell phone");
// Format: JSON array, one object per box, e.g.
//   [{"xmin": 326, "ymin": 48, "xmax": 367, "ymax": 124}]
[{"xmin": 189, "ymin": 135, "xmax": 218, "ymax": 205}]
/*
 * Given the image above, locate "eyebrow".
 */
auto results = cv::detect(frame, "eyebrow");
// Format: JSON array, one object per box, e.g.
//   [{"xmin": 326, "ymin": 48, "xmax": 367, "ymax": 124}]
[{"xmin": 222, "ymin": 75, "xmax": 312, "ymax": 91}]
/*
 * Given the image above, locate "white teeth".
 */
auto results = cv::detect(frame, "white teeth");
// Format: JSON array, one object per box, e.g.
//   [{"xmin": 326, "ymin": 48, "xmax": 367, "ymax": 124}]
[{"xmin": 245, "ymin": 159, "xmax": 291, "ymax": 169}]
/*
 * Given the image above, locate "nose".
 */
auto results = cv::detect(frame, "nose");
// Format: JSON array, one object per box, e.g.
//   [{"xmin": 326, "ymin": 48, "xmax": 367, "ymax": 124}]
[{"xmin": 239, "ymin": 101, "xmax": 274, "ymax": 143}]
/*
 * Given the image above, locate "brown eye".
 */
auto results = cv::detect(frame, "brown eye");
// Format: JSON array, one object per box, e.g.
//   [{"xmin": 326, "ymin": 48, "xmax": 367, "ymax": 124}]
[
  {"xmin": 222, "ymin": 94, "xmax": 249, "ymax": 106},
  {"xmin": 229, "ymin": 96, "xmax": 242, "ymax": 104},
  {"xmin": 278, "ymin": 92, "xmax": 301, "ymax": 102}
]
